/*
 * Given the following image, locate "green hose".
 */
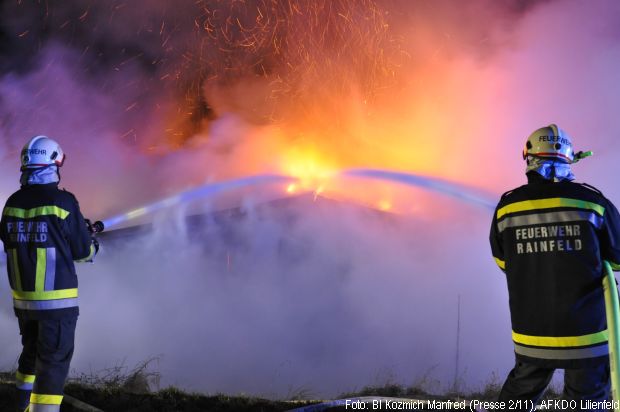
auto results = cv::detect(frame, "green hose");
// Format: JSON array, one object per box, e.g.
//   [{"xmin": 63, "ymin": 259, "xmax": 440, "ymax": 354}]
[{"xmin": 603, "ymin": 260, "xmax": 620, "ymax": 408}]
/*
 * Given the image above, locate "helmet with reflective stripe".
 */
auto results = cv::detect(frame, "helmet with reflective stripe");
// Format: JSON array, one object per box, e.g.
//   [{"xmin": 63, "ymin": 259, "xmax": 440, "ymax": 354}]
[
  {"xmin": 523, "ymin": 124, "xmax": 574, "ymax": 163},
  {"xmin": 20, "ymin": 135, "xmax": 65, "ymax": 170}
]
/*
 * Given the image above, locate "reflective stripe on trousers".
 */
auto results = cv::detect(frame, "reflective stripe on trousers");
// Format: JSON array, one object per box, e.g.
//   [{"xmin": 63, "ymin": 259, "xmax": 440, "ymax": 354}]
[
  {"xmin": 18, "ymin": 317, "xmax": 76, "ymax": 412},
  {"xmin": 16, "ymin": 370, "xmax": 35, "ymax": 390},
  {"xmin": 27, "ymin": 392, "xmax": 64, "ymax": 411}
]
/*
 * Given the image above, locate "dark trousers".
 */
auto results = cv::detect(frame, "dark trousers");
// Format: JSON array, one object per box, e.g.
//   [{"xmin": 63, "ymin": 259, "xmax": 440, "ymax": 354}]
[
  {"xmin": 16, "ymin": 316, "xmax": 77, "ymax": 412},
  {"xmin": 499, "ymin": 360, "xmax": 610, "ymax": 411}
]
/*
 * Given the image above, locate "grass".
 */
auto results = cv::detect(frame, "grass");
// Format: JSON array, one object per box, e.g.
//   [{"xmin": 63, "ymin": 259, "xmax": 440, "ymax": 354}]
[
  {"xmin": 0, "ymin": 362, "xmax": 318, "ymax": 412},
  {"xmin": 62, "ymin": 386, "xmax": 306, "ymax": 411},
  {"xmin": 0, "ymin": 379, "xmax": 315, "ymax": 411},
  {"xmin": 0, "ymin": 364, "xmax": 565, "ymax": 412}
]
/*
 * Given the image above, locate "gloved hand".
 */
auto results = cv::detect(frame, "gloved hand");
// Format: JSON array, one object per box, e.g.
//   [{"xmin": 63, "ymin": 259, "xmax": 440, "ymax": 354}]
[
  {"xmin": 92, "ymin": 237, "xmax": 100, "ymax": 255},
  {"xmin": 85, "ymin": 218, "xmax": 94, "ymax": 234}
]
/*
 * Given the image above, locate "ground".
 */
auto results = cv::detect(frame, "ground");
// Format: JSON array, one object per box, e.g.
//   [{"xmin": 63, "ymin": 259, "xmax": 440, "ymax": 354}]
[
  {"xmin": 0, "ymin": 378, "xmax": 313, "ymax": 411},
  {"xmin": 0, "ymin": 373, "xmax": 561, "ymax": 411}
]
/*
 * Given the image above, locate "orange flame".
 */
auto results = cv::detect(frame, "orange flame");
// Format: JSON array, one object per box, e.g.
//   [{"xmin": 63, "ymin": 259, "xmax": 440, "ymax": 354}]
[{"xmin": 280, "ymin": 145, "xmax": 335, "ymax": 193}]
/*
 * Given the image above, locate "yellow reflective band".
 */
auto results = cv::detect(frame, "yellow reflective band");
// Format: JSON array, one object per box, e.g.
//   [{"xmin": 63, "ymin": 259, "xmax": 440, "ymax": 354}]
[
  {"xmin": 12, "ymin": 288, "xmax": 78, "ymax": 301},
  {"xmin": 512, "ymin": 329, "xmax": 608, "ymax": 348},
  {"xmin": 3, "ymin": 206, "xmax": 70, "ymax": 219},
  {"xmin": 30, "ymin": 393, "xmax": 63, "ymax": 405},
  {"xmin": 11, "ymin": 249, "xmax": 22, "ymax": 291},
  {"xmin": 75, "ymin": 244, "xmax": 95, "ymax": 263},
  {"xmin": 35, "ymin": 248, "xmax": 46, "ymax": 292},
  {"xmin": 609, "ymin": 261, "xmax": 620, "ymax": 271},
  {"xmin": 494, "ymin": 257, "xmax": 505, "ymax": 269},
  {"xmin": 497, "ymin": 198, "xmax": 605, "ymax": 220},
  {"xmin": 16, "ymin": 371, "xmax": 36, "ymax": 383}
]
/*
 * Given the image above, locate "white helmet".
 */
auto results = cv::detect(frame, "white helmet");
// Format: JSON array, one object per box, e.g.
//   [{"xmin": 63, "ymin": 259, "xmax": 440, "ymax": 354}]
[
  {"xmin": 21, "ymin": 135, "xmax": 65, "ymax": 170},
  {"xmin": 522, "ymin": 124, "xmax": 574, "ymax": 163}
]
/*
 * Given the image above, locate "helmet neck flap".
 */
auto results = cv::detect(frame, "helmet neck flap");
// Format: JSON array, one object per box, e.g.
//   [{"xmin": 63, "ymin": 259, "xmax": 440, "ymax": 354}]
[
  {"xmin": 20, "ymin": 164, "xmax": 60, "ymax": 186},
  {"xmin": 525, "ymin": 156, "xmax": 574, "ymax": 182}
]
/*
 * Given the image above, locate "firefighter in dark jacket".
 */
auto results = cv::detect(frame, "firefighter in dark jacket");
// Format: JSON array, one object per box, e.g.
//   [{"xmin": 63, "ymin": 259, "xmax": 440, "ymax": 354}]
[
  {"xmin": 490, "ymin": 124, "xmax": 620, "ymax": 408},
  {"xmin": 0, "ymin": 136, "xmax": 98, "ymax": 412}
]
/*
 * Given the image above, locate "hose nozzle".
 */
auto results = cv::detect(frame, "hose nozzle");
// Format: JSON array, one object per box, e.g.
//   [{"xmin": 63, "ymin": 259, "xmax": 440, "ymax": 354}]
[{"xmin": 85, "ymin": 219, "xmax": 105, "ymax": 234}]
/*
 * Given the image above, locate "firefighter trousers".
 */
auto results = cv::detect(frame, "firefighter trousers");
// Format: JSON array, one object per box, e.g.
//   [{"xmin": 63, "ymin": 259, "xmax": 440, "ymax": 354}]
[
  {"xmin": 498, "ymin": 360, "xmax": 610, "ymax": 411},
  {"xmin": 15, "ymin": 316, "xmax": 77, "ymax": 412}
]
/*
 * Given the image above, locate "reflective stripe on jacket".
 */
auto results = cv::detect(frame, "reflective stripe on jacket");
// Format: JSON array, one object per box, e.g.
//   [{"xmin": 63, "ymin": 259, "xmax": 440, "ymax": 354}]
[
  {"xmin": 0, "ymin": 183, "xmax": 94, "ymax": 319},
  {"xmin": 490, "ymin": 176, "xmax": 620, "ymax": 368}
]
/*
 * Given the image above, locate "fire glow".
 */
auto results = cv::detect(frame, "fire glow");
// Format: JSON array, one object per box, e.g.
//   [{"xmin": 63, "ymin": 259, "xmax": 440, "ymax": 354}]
[
  {"xmin": 280, "ymin": 146, "xmax": 335, "ymax": 195},
  {"xmin": 179, "ymin": 0, "xmax": 501, "ymax": 216}
]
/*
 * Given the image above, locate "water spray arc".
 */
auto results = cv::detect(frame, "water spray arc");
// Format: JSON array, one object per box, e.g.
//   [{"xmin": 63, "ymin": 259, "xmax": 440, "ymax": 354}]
[
  {"xmin": 100, "ymin": 174, "xmax": 295, "ymax": 230},
  {"xmin": 97, "ymin": 169, "xmax": 496, "ymax": 231},
  {"xmin": 340, "ymin": 169, "xmax": 496, "ymax": 211}
]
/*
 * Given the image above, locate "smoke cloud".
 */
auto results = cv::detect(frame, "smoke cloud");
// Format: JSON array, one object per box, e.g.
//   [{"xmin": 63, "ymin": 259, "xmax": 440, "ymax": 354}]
[{"xmin": 1, "ymin": 0, "xmax": 620, "ymax": 398}]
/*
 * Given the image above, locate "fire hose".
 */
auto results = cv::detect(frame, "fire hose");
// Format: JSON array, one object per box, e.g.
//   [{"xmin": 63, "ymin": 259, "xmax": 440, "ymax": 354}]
[{"xmin": 603, "ymin": 260, "xmax": 620, "ymax": 410}]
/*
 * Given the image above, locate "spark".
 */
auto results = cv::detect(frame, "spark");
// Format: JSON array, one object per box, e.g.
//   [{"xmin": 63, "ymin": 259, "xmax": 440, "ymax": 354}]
[{"xmin": 188, "ymin": 0, "xmax": 399, "ymax": 120}]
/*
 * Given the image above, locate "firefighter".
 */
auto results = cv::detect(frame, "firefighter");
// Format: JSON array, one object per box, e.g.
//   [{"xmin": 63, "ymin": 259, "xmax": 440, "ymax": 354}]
[
  {"xmin": 0, "ymin": 136, "xmax": 98, "ymax": 412},
  {"xmin": 490, "ymin": 124, "xmax": 620, "ymax": 409}
]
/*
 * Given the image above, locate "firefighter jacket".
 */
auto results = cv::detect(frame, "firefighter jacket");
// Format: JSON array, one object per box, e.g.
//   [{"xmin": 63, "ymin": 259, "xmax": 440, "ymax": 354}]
[
  {"xmin": 490, "ymin": 175, "xmax": 620, "ymax": 368},
  {"xmin": 0, "ymin": 183, "xmax": 95, "ymax": 319}
]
